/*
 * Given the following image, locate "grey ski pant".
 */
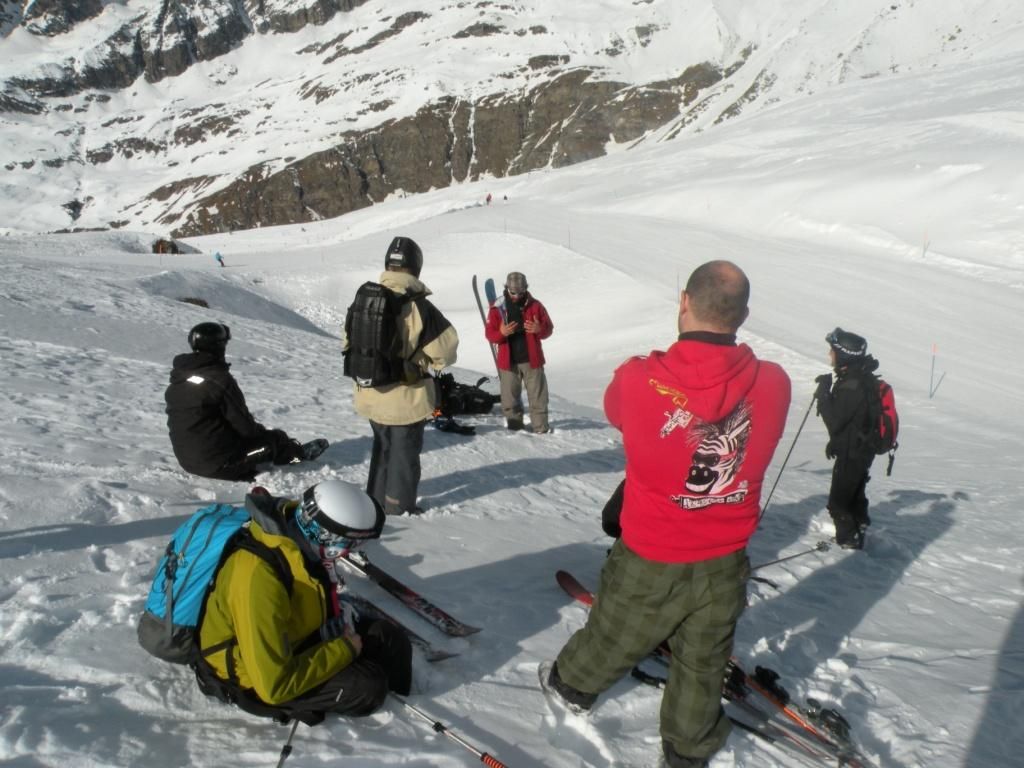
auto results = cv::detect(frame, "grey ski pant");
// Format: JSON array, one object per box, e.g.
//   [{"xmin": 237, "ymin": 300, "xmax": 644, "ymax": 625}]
[
  {"xmin": 499, "ymin": 363, "xmax": 549, "ymax": 431},
  {"xmin": 366, "ymin": 420, "xmax": 425, "ymax": 513}
]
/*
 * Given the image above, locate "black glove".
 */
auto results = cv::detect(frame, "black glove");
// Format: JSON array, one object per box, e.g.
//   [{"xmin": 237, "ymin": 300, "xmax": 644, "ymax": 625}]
[
  {"xmin": 825, "ymin": 442, "xmax": 836, "ymax": 460},
  {"xmin": 814, "ymin": 373, "xmax": 832, "ymax": 398}
]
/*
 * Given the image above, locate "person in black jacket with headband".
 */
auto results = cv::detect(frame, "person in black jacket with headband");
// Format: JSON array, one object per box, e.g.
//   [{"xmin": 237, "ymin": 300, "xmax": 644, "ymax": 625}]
[
  {"xmin": 815, "ymin": 327, "xmax": 880, "ymax": 550},
  {"xmin": 165, "ymin": 322, "xmax": 326, "ymax": 482}
]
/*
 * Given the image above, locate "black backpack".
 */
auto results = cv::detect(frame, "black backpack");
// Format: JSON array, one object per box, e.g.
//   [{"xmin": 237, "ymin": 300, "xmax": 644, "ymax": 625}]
[
  {"xmin": 435, "ymin": 373, "xmax": 500, "ymax": 417},
  {"xmin": 343, "ymin": 282, "xmax": 418, "ymax": 388}
]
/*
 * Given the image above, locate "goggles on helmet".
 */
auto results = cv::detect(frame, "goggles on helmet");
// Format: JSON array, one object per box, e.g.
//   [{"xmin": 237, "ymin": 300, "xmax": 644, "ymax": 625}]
[
  {"xmin": 295, "ymin": 513, "xmax": 336, "ymax": 545},
  {"xmin": 825, "ymin": 327, "xmax": 866, "ymax": 357},
  {"xmin": 296, "ymin": 513, "xmax": 367, "ymax": 552}
]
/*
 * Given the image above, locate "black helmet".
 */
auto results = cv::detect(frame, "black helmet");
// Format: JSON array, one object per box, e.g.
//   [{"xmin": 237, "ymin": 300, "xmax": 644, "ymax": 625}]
[
  {"xmin": 825, "ymin": 327, "xmax": 867, "ymax": 363},
  {"xmin": 385, "ymin": 236, "xmax": 423, "ymax": 277},
  {"xmin": 188, "ymin": 322, "xmax": 231, "ymax": 354}
]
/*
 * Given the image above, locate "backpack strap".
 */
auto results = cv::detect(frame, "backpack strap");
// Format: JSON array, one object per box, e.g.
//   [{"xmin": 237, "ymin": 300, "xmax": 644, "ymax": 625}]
[
  {"xmin": 233, "ymin": 533, "xmax": 294, "ymax": 598},
  {"xmin": 402, "ymin": 292, "xmax": 431, "ymax": 369},
  {"xmin": 859, "ymin": 373, "xmax": 882, "ymax": 444},
  {"xmin": 161, "ymin": 539, "xmax": 178, "ymax": 644}
]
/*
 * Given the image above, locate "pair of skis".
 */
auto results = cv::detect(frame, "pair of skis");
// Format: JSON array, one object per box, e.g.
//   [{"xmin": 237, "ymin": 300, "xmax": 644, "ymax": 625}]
[
  {"xmin": 555, "ymin": 570, "xmax": 876, "ymax": 767},
  {"xmin": 335, "ymin": 550, "xmax": 480, "ymax": 662}
]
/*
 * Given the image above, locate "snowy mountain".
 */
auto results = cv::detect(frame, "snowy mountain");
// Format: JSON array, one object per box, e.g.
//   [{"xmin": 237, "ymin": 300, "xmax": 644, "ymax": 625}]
[
  {"xmin": 3, "ymin": 0, "xmax": 1023, "ymax": 236},
  {"xmin": 2, "ymin": 2, "xmax": 1024, "ymax": 767}
]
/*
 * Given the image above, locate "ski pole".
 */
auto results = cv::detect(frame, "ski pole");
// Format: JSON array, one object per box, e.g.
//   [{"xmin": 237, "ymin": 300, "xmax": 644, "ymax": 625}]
[
  {"xmin": 752, "ymin": 540, "xmax": 831, "ymax": 571},
  {"xmin": 395, "ymin": 696, "xmax": 509, "ymax": 768},
  {"xmin": 759, "ymin": 393, "xmax": 816, "ymax": 521},
  {"xmin": 275, "ymin": 720, "xmax": 300, "ymax": 768}
]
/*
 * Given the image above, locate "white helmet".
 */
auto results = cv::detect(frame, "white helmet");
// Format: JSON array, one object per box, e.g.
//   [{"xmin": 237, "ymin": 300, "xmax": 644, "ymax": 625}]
[{"xmin": 299, "ymin": 479, "xmax": 385, "ymax": 546}]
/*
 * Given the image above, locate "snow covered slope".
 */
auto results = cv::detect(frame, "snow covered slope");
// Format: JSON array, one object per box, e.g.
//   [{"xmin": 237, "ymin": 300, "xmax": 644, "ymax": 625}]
[{"xmin": 1, "ymin": 33, "xmax": 1023, "ymax": 766}]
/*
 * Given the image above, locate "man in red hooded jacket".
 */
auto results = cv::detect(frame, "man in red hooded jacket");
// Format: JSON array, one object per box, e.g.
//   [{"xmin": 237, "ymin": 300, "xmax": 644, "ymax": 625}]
[
  {"xmin": 540, "ymin": 261, "xmax": 791, "ymax": 768},
  {"xmin": 485, "ymin": 271, "xmax": 554, "ymax": 433}
]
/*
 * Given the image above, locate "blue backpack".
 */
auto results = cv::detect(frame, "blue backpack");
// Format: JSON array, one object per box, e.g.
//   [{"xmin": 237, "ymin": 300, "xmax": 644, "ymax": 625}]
[{"xmin": 137, "ymin": 503, "xmax": 292, "ymax": 664}]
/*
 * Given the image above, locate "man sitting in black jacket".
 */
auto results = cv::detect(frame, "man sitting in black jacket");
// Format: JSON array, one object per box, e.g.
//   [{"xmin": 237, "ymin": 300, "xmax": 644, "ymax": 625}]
[{"xmin": 165, "ymin": 322, "xmax": 326, "ymax": 482}]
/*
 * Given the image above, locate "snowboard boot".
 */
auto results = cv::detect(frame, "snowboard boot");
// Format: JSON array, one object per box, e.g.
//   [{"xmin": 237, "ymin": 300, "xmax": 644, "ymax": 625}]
[
  {"xmin": 300, "ymin": 438, "xmax": 329, "ymax": 461},
  {"xmin": 384, "ymin": 503, "xmax": 424, "ymax": 517},
  {"xmin": 838, "ymin": 529, "xmax": 865, "ymax": 550},
  {"xmin": 832, "ymin": 511, "xmax": 862, "ymax": 550},
  {"xmin": 538, "ymin": 661, "xmax": 596, "ymax": 715},
  {"xmin": 662, "ymin": 740, "xmax": 710, "ymax": 768}
]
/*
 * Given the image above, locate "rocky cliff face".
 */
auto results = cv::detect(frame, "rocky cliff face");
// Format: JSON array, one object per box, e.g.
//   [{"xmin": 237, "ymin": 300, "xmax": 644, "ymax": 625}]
[
  {"xmin": 4, "ymin": 0, "xmax": 370, "ymax": 106},
  {"xmin": 18, "ymin": 0, "xmax": 105, "ymax": 36},
  {"xmin": 0, "ymin": 0, "xmax": 746, "ymax": 235},
  {"xmin": 163, "ymin": 62, "xmax": 726, "ymax": 236}
]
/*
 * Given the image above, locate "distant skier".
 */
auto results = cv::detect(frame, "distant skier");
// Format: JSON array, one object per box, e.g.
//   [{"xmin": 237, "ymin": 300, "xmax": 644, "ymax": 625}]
[
  {"xmin": 814, "ymin": 327, "xmax": 879, "ymax": 550},
  {"xmin": 214, "ymin": 251, "xmax": 225, "ymax": 268},
  {"xmin": 486, "ymin": 193, "xmax": 492, "ymax": 205},
  {"xmin": 485, "ymin": 271, "xmax": 554, "ymax": 433},
  {"xmin": 164, "ymin": 322, "xmax": 328, "ymax": 482}
]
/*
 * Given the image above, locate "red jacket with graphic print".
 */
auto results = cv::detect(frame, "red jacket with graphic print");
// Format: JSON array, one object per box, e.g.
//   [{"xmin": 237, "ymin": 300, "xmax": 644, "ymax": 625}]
[
  {"xmin": 484, "ymin": 293, "xmax": 554, "ymax": 370},
  {"xmin": 605, "ymin": 333, "xmax": 791, "ymax": 563}
]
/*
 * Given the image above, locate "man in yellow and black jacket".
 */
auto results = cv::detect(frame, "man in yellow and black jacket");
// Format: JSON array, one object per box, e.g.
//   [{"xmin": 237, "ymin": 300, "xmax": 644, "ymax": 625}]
[{"xmin": 194, "ymin": 480, "xmax": 411, "ymax": 723}]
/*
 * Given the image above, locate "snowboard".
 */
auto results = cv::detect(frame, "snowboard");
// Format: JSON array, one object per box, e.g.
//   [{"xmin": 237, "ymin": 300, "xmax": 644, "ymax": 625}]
[{"xmin": 472, "ymin": 275, "xmax": 500, "ymax": 373}]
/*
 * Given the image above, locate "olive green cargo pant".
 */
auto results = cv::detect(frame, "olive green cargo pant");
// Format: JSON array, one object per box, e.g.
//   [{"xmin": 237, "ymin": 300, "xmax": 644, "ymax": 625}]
[{"xmin": 555, "ymin": 539, "xmax": 750, "ymax": 759}]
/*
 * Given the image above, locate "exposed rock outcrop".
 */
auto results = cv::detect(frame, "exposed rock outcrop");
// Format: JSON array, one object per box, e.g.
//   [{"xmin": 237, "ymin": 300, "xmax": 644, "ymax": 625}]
[
  {"xmin": 1, "ymin": 0, "xmax": 752, "ymax": 235},
  {"xmin": 20, "ymin": 0, "xmax": 105, "ymax": 36},
  {"xmin": 163, "ymin": 63, "xmax": 725, "ymax": 236},
  {"xmin": 4, "ymin": 0, "xmax": 372, "ymax": 98}
]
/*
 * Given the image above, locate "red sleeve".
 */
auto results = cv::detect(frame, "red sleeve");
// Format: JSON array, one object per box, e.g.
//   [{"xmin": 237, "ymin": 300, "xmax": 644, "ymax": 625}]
[
  {"xmin": 485, "ymin": 305, "xmax": 506, "ymax": 345},
  {"xmin": 535, "ymin": 303, "xmax": 554, "ymax": 340},
  {"xmin": 603, "ymin": 361, "xmax": 630, "ymax": 431}
]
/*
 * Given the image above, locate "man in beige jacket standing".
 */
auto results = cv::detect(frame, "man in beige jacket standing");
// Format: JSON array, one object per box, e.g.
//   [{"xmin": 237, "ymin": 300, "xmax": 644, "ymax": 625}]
[{"xmin": 343, "ymin": 237, "xmax": 459, "ymax": 516}]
